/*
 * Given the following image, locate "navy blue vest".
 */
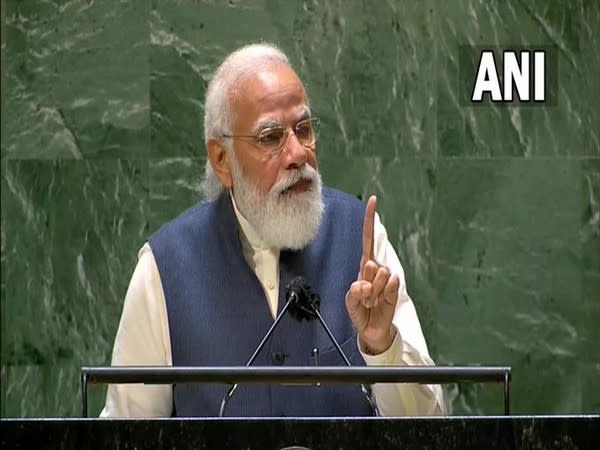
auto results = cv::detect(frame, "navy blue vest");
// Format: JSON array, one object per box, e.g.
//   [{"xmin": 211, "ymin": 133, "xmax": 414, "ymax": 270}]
[{"xmin": 149, "ymin": 187, "xmax": 373, "ymax": 417}]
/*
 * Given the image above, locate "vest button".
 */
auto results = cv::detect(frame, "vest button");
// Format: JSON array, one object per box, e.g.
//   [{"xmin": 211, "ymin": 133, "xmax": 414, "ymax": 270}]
[{"xmin": 271, "ymin": 352, "xmax": 286, "ymax": 365}]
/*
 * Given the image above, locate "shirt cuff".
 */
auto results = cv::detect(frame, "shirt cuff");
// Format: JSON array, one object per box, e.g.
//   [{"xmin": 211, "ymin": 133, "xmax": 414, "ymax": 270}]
[{"xmin": 357, "ymin": 326, "xmax": 406, "ymax": 366}]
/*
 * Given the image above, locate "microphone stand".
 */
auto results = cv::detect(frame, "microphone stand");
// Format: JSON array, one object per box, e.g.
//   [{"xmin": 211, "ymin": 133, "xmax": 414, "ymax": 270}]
[
  {"xmin": 219, "ymin": 285, "xmax": 379, "ymax": 417},
  {"xmin": 218, "ymin": 296, "xmax": 296, "ymax": 417}
]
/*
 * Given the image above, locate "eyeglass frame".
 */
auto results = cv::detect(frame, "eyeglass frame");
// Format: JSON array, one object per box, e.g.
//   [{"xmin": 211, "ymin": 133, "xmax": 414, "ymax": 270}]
[{"xmin": 220, "ymin": 117, "xmax": 320, "ymax": 159}]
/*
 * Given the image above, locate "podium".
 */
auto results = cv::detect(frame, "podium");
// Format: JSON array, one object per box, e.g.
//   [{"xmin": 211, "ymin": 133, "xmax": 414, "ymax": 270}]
[
  {"xmin": 2, "ymin": 366, "xmax": 598, "ymax": 448},
  {"xmin": 2, "ymin": 416, "xmax": 598, "ymax": 449}
]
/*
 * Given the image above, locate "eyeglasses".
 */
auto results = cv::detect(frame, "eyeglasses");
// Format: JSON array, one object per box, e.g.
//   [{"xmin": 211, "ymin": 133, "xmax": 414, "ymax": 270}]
[{"xmin": 221, "ymin": 117, "xmax": 320, "ymax": 158}]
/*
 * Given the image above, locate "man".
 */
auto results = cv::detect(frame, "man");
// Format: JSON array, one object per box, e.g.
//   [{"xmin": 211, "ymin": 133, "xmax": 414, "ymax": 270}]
[{"xmin": 102, "ymin": 43, "xmax": 444, "ymax": 417}]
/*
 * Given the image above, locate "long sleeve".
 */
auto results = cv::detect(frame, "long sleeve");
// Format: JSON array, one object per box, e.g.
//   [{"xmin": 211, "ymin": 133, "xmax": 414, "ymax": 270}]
[
  {"xmin": 358, "ymin": 214, "xmax": 445, "ymax": 416},
  {"xmin": 100, "ymin": 245, "xmax": 173, "ymax": 417}
]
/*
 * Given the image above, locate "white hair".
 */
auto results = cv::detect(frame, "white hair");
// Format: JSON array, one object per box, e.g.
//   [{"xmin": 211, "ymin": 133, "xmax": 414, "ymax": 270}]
[{"xmin": 201, "ymin": 43, "xmax": 291, "ymax": 200}]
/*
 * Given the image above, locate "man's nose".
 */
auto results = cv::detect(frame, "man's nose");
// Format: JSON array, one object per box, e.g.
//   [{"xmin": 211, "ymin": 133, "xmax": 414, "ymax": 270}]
[{"xmin": 283, "ymin": 130, "xmax": 308, "ymax": 168}]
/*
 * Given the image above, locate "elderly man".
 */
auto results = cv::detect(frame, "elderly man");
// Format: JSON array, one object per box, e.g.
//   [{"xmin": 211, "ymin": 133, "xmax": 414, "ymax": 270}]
[{"xmin": 102, "ymin": 43, "xmax": 444, "ymax": 417}]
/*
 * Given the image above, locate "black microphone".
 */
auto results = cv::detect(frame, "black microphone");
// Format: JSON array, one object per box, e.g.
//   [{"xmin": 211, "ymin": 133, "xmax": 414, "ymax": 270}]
[
  {"xmin": 286, "ymin": 276, "xmax": 380, "ymax": 416},
  {"xmin": 286, "ymin": 276, "xmax": 320, "ymax": 321},
  {"xmin": 218, "ymin": 277, "xmax": 311, "ymax": 417}
]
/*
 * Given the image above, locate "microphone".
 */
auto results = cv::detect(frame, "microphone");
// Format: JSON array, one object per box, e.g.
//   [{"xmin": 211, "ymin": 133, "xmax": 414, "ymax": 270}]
[
  {"xmin": 286, "ymin": 276, "xmax": 320, "ymax": 321},
  {"xmin": 286, "ymin": 276, "xmax": 379, "ymax": 416}
]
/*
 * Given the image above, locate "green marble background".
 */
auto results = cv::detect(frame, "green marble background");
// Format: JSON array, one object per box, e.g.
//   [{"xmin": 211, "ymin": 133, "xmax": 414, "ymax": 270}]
[{"xmin": 1, "ymin": 0, "xmax": 598, "ymax": 417}]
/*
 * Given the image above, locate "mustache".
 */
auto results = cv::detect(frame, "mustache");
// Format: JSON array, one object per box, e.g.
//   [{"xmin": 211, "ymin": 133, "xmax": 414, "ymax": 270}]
[{"xmin": 271, "ymin": 165, "xmax": 319, "ymax": 196}]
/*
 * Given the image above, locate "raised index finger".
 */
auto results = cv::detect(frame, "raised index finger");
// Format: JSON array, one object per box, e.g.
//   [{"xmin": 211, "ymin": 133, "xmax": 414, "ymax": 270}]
[{"xmin": 362, "ymin": 195, "xmax": 377, "ymax": 265}]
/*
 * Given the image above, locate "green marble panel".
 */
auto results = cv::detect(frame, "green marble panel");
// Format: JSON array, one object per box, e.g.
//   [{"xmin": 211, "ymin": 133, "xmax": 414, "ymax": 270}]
[
  {"xmin": 149, "ymin": 0, "xmax": 279, "ymax": 158},
  {"xmin": 1, "ymin": 0, "xmax": 6, "ymax": 130},
  {"xmin": 285, "ymin": 0, "xmax": 438, "ymax": 158},
  {"xmin": 435, "ymin": 0, "xmax": 597, "ymax": 157},
  {"xmin": 3, "ymin": 0, "xmax": 150, "ymax": 159},
  {"xmin": 0, "ymin": 157, "xmax": 5, "ymax": 418},
  {"xmin": 148, "ymin": 0, "xmax": 437, "ymax": 158},
  {"xmin": 580, "ymin": 2, "xmax": 600, "ymax": 155},
  {"xmin": 318, "ymin": 156, "xmax": 382, "ymax": 200},
  {"xmin": 582, "ymin": 160, "xmax": 600, "ymax": 364},
  {"xmin": 582, "ymin": 363, "xmax": 600, "ymax": 413},
  {"xmin": 1, "ymin": 364, "xmax": 105, "ymax": 418},
  {"xmin": 431, "ymin": 159, "xmax": 584, "ymax": 414},
  {"xmin": 1, "ymin": 159, "xmax": 149, "ymax": 416},
  {"xmin": 148, "ymin": 157, "xmax": 205, "ymax": 231},
  {"xmin": 0, "ymin": 159, "xmax": 5, "ymax": 418}
]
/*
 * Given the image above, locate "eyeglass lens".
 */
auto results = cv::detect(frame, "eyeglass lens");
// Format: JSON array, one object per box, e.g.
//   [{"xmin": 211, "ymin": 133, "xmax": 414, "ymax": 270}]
[{"xmin": 258, "ymin": 119, "xmax": 318, "ymax": 151}]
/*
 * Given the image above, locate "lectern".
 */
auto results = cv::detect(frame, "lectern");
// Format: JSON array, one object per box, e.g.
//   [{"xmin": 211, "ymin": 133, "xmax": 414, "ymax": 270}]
[{"xmin": 2, "ymin": 365, "xmax": 598, "ymax": 449}]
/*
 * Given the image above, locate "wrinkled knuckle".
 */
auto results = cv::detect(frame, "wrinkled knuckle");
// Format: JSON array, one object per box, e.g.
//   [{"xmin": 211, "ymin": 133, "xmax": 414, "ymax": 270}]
[
  {"xmin": 378, "ymin": 266, "xmax": 389, "ymax": 278},
  {"xmin": 366, "ymin": 260, "xmax": 377, "ymax": 269}
]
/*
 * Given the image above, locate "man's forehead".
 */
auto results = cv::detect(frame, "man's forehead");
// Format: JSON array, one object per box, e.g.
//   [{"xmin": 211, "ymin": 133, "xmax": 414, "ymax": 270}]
[
  {"xmin": 253, "ymin": 67, "xmax": 300, "ymax": 90},
  {"xmin": 254, "ymin": 105, "xmax": 311, "ymax": 129},
  {"xmin": 230, "ymin": 64, "xmax": 309, "ymax": 126}
]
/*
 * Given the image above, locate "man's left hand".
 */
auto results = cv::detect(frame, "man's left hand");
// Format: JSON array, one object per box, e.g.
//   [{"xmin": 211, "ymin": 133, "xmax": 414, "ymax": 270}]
[{"xmin": 345, "ymin": 195, "xmax": 399, "ymax": 355}]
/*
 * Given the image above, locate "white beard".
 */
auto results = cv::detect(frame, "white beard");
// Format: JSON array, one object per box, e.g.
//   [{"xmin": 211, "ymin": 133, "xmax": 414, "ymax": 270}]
[{"xmin": 230, "ymin": 156, "xmax": 324, "ymax": 250}]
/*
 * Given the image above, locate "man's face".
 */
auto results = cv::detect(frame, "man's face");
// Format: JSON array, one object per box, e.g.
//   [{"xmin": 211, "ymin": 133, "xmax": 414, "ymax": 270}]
[
  {"xmin": 228, "ymin": 63, "xmax": 318, "ymax": 194},
  {"xmin": 224, "ymin": 63, "xmax": 324, "ymax": 250}
]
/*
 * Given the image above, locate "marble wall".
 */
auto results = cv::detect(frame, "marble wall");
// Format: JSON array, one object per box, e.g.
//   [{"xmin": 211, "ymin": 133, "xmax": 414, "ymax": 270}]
[{"xmin": 1, "ymin": 0, "xmax": 598, "ymax": 417}]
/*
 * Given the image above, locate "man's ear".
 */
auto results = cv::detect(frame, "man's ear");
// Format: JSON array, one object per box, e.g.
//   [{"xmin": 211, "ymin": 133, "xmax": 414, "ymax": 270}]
[{"xmin": 207, "ymin": 138, "xmax": 232, "ymax": 189}]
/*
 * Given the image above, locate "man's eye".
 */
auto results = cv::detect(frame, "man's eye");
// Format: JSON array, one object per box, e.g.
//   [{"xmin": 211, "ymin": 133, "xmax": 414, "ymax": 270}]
[
  {"xmin": 295, "ymin": 122, "xmax": 312, "ymax": 139},
  {"xmin": 258, "ymin": 129, "xmax": 284, "ymax": 146}
]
